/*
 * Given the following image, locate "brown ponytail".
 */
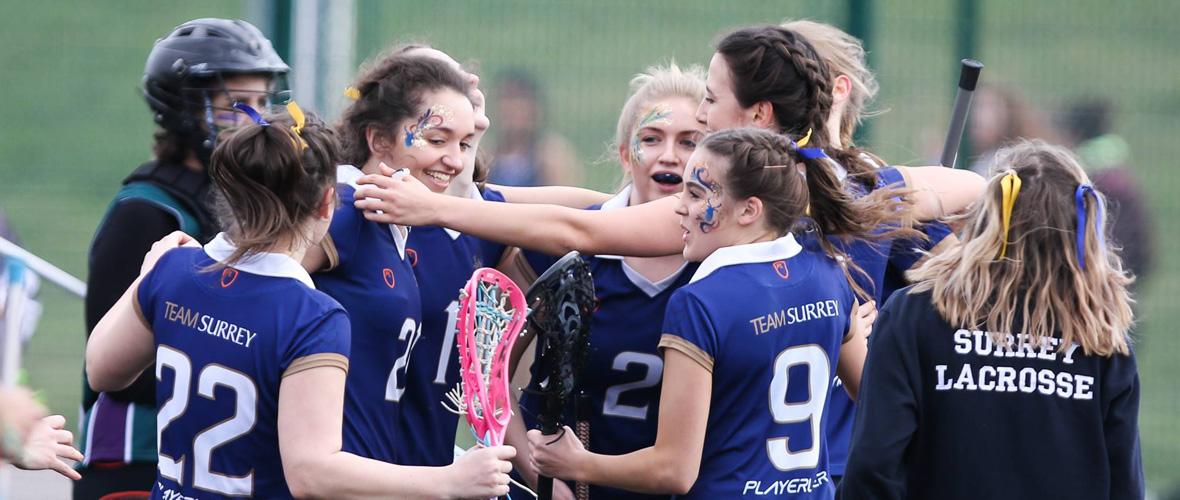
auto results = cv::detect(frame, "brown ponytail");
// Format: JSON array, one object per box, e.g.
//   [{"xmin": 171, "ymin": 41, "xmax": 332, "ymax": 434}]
[
  {"xmin": 208, "ymin": 108, "xmax": 339, "ymax": 266},
  {"xmin": 701, "ymin": 127, "xmax": 917, "ymax": 299}
]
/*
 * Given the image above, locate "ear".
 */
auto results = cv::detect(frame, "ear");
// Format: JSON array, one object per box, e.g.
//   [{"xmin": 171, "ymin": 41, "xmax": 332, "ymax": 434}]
[
  {"xmin": 317, "ymin": 185, "xmax": 335, "ymax": 220},
  {"xmin": 832, "ymin": 74, "xmax": 853, "ymax": 105},
  {"xmin": 750, "ymin": 101, "xmax": 776, "ymax": 129},
  {"xmin": 736, "ymin": 196, "xmax": 765, "ymax": 227},
  {"xmin": 617, "ymin": 141, "xmax": 634, "ymax": 175},
  {"xmin": 366, "ymin": 126, "xmax": 395, "ymax": 159}
]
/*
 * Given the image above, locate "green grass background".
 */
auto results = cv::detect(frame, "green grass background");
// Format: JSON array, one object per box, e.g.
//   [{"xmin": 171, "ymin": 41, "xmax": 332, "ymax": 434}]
[{"xmin": 2, "ymin": 0, "xmax": 1177, "ymax": 493}]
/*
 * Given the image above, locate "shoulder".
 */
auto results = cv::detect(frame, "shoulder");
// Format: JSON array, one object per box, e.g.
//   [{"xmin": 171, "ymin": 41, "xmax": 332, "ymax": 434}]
[
  {"xmin": 874, "ymin": 165, "xmax": 908, "ymax": 189},
  {"xmin": 480, "ymin": 186, "xmax": 507, "ymax": 203},
  {"xmin": 882, "ymin": 284, "xmax": 931, "ymax": 311}
]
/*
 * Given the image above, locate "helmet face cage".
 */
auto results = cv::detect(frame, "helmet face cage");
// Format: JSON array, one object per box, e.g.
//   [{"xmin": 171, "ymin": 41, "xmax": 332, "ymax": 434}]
[{"xmin": 142, "ymin": 18, "xmax": 290, "ymax": 164}]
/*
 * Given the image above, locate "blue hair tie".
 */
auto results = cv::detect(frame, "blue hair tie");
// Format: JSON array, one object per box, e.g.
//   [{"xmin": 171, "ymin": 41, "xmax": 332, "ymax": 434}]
[
  {"xmin": 233, "ymin": 103, "xmax": 269, "ymax": 126},
  {"xmin": 1074, "ymin": 184, "xmax": 1105, "ymax": 269},
  {"xmin": 797, "ymin": 147, "xmax": 828, "ymax": 160}
]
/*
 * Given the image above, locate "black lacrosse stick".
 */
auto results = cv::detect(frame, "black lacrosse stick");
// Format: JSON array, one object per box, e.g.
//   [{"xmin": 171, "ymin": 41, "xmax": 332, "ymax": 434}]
[{"xmin": 526, "ymin": 252, "xmax": 595, "ymax": 500}]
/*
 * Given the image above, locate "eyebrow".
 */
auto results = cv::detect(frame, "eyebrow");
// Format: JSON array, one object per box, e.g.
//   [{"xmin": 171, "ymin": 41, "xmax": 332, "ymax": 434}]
[{"xmin": 423, "ymin": 125, "xmax": 476, "ymax": 138}]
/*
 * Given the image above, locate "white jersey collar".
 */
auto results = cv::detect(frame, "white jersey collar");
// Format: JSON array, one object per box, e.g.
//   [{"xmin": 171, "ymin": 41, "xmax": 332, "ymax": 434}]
[
  {"xmin": 689, "ymin": 233, "xmax": 803, "ymax": 284},
  {"xmin": 203, "ymin": 233, "xmax": 316, "ymax": 289}
]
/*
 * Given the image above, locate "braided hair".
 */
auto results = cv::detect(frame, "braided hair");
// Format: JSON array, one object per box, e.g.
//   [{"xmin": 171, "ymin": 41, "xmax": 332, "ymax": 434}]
[
  {"xmin": 701, "ymin": 127, "xmax": 917, "ymax": 299},
  {"xmin": 716, "ymin": 25, "xmax": 881, "ymax": 189}
]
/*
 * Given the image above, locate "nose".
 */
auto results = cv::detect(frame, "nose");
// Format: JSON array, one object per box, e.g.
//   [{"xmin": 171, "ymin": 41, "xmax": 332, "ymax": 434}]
[
  {"xmin": 658, "ymin": 140, "xmax": 678, "ymax": 165},
  {"xmin": 442, "ymin": 145, "xmax": 463, "ymax": 169},
  {"xmin": 695, "ymin": 99, "xmax": 709, "ymax": 127},
  {"xmin": 674, "ymin": 198, "xmax": 689, "ymax": 216}
]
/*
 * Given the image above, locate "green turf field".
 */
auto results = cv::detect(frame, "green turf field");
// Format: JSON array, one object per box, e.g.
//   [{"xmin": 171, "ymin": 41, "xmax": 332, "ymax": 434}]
[{"xmin": 2, "ymin": 0, "xmax": 1177, "ymax": 493}]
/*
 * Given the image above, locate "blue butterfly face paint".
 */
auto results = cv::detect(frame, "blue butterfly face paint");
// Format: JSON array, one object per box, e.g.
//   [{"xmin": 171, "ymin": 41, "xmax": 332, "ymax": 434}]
[
  {"xmin": 402, "ymin": 104, "xmax": 453, "ymax": 149},
  {"xmin": 690, "ymin": 162, "xmax": 723, "ymax": 234}
]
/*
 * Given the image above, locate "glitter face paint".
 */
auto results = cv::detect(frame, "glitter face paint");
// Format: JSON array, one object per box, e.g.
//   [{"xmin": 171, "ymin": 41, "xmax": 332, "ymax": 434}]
[
  {"xmin": 690, "ymin": 161, "xmax": 723, "ymax": 233},
  {"xmin": 403, "ymin": 104, "xmax": 455, "ymax": 149},
  {"xmin": 629, "ymin": 105, "xmax": 673, "ymax": 165}
]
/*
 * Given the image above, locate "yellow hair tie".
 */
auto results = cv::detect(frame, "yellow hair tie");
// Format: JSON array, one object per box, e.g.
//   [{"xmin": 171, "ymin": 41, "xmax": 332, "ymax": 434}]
[
  {"xmin": 796, "ymin": 128, "xmax": 813, "ymax": 147},
  {"xmin": 344, "ymin": 86, "xmax": 361, "ymax": 101},
  {"xmin": 998, "ymin": 171, "xmax": 1022, "ymax": 259},
  {"xmin": 287, "ymin": 101, "xmax": 309, "ymax": 150}
]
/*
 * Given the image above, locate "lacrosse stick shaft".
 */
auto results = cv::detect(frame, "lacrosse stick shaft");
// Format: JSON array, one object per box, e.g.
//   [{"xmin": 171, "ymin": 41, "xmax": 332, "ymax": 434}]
[
  {"xmin": 535, "ymin": 398, "xmax": 561, "ymax": 499},
  {"xmin": 536, "ymin": 415, "xmax": 559, "ymax": 500},
  {"xmin": 0, "ymin": 236, "xmax": 86, "ymax": 298},
  {"xmin": 940, "ymin": 59, "xmax": 984, "ymax": 168},
  {"xmin": 574, "ymin": 392, "xmax": 591, "ymax": 500}
]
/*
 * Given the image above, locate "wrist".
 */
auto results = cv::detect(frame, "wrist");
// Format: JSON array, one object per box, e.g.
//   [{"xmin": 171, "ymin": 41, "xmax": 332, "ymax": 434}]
[
  {"xmin": 438, "ymin": 464, "xmax": 461, "ymax": 499},
  {"xmin": 431, "ymin": 194, "xmax": 460, "ymax": 226},
  {"xmin": 570, "ymin": 448, "xmax": 593, "ymax": 484}
]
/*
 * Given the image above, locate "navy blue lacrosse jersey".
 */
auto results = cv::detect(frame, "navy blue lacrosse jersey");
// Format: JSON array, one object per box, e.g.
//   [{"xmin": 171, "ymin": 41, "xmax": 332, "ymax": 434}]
[
  {"xmin": 313, "ymin": 165, "xmax": 423, "ymax": 463},
  {"xmin": 393, "ymin": 185, "xmax": 508, "ymax": 466},
  {"xmin": 817, "ymin": 165, "xmax": 956, "ymax": 476},
  {"xmin": 137, "ymin": 234, "xmax": 349, "ymax": 499},
  {"xmin": 659, "ymin": 234, "xmax": 854, "ymax": 499},
  {"xmin": 838, "ymin": 288, "xmax": 1143, "ymax": 500},
  {"xmin": 518, "ymin": 187, "xmax": 697, "ymax": 500}
]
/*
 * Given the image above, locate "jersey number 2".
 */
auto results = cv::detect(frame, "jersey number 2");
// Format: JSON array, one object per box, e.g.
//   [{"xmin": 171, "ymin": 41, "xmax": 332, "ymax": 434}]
[
  {"xmin": 602, "ymin": 352, "xmax": 663, "ymax": 420},
  {"xmin": 156, "ymin": 345, "xmax": 258, "ymax": 496},
  {"xmin": 766, "ymin": 344, "xmax": 830, "ymax": 471},
  {"xmin": 385, "ymin": 318, "xmax": 422, "ymax": 402}
]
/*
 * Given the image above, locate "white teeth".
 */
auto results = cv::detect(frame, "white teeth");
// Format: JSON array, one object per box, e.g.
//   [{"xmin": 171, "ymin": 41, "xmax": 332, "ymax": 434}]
[{"xmin": 425, "ymin": 171, "xmax": 452, "ymax": 183}]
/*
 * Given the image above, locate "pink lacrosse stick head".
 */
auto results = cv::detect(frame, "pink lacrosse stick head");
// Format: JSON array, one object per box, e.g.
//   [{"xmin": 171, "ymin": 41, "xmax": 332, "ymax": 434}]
[{"xmin": 456, "ymin": 268, "xmax": 527, "ymax": 447}]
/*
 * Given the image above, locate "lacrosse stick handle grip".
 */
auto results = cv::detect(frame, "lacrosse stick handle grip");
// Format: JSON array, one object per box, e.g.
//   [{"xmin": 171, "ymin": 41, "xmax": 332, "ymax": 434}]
[
  {"xmin": 940, "ymin": 58, "xmax": 984, "ymax": 168},
  {"xmin": 575, "ymin": 393, "xmax": 591, "ymax": 500}
]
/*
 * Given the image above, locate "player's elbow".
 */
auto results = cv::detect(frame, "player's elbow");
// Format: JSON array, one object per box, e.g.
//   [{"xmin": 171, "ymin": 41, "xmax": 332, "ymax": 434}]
[
  {"xmin": 85, "ymin": 349, "xmax": 129, "ymax": 393},
  {"xmin": 283, "ymin": 456, "xmax": 331, "ymax": 499},
  {"xmin": 548, "ymin": 212, "xmax": 594, "ymax": 256},
  {"xmin": 655, "ymin": 459, "xmax": 699, "ymax": 495},
  {"xmin": 941, "ymin": 169, "xmax": 987, "ymax": 214}
]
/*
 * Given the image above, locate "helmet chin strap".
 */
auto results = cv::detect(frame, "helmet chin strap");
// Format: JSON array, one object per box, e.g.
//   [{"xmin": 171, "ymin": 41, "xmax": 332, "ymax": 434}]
[{"xmin": 195, "ymin": 91, "xmax": 217, "ymax": 167}]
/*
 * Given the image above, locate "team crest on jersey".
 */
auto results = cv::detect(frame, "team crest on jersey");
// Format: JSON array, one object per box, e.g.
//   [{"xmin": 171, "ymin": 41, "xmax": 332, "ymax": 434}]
[
  {"xmin": 382, "ymin": 268, "xmax": 397, "ymax": 288},
  {"xmin": 772, "ymin": 260, "xmax": 789, "ymax": 280},
  {"xmin": 406, "ymin": 248, "xmax": 419, "ymax": 268},
  {"xmin": 220, "ymin": 268, "xmax": 239, "ymax": 288}
]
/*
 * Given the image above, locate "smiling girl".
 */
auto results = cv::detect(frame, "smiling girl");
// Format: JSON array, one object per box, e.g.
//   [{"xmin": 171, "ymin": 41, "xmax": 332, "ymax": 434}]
[{"xmin": 302, "ymin": 53, "xmax": 479, "ymax": 466}]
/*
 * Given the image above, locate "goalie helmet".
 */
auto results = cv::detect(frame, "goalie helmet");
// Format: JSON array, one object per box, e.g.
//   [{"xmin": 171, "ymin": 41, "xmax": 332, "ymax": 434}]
[{"xmin": 142, "ymin": 18, "xmax": 289, "ymax": 160}]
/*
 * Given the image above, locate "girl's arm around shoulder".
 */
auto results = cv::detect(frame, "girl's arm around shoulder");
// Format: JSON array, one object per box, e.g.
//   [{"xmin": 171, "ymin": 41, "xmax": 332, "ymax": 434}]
[
  {"xmin": 355, "ymin": 165, "xmax": 683, "ymax": 257},
  {"xmin": 895, "ymin": 166, "xmax": 986, "ymax": 220},
  {"xmin": 86, "ymin": 231, "xmax": 197, "ymax": 392}
]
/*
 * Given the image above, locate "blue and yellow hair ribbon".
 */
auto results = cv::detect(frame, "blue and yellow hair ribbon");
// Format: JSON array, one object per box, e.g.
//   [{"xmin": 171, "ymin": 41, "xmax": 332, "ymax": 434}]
[
  {"xmin": 233, "ymin": 103, "xmax": 268, "ymax": 126},
  {"xmin": 788, "ymin": 128, "xmax": 828, "ymax": 160},
  {"xmin": 796, "ymin": 128, "xmax": 812, "ymax": 147},
  {"xmin": 1075, "ymin": 184, "xmax": 1106, "ymax": 269},
  {"xmin": 287, "ymin": 101, "xmax": 308, "ymax": 150},
  {"xmin": 998, "ymin": 171, "xmax": 1022, "ymax": 259}
]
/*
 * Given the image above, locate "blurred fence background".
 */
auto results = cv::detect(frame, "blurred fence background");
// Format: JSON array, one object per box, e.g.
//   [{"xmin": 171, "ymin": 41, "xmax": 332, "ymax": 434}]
[{"xmin": 1, "ymin": 0, "xmax": 1177, "ymax": 494}]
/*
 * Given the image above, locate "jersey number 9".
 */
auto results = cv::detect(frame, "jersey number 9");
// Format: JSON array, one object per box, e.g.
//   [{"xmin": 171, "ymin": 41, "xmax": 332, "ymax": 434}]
[{"xmin": 767, "ymin": 344, "xmax": 830, "ymax": 472}]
